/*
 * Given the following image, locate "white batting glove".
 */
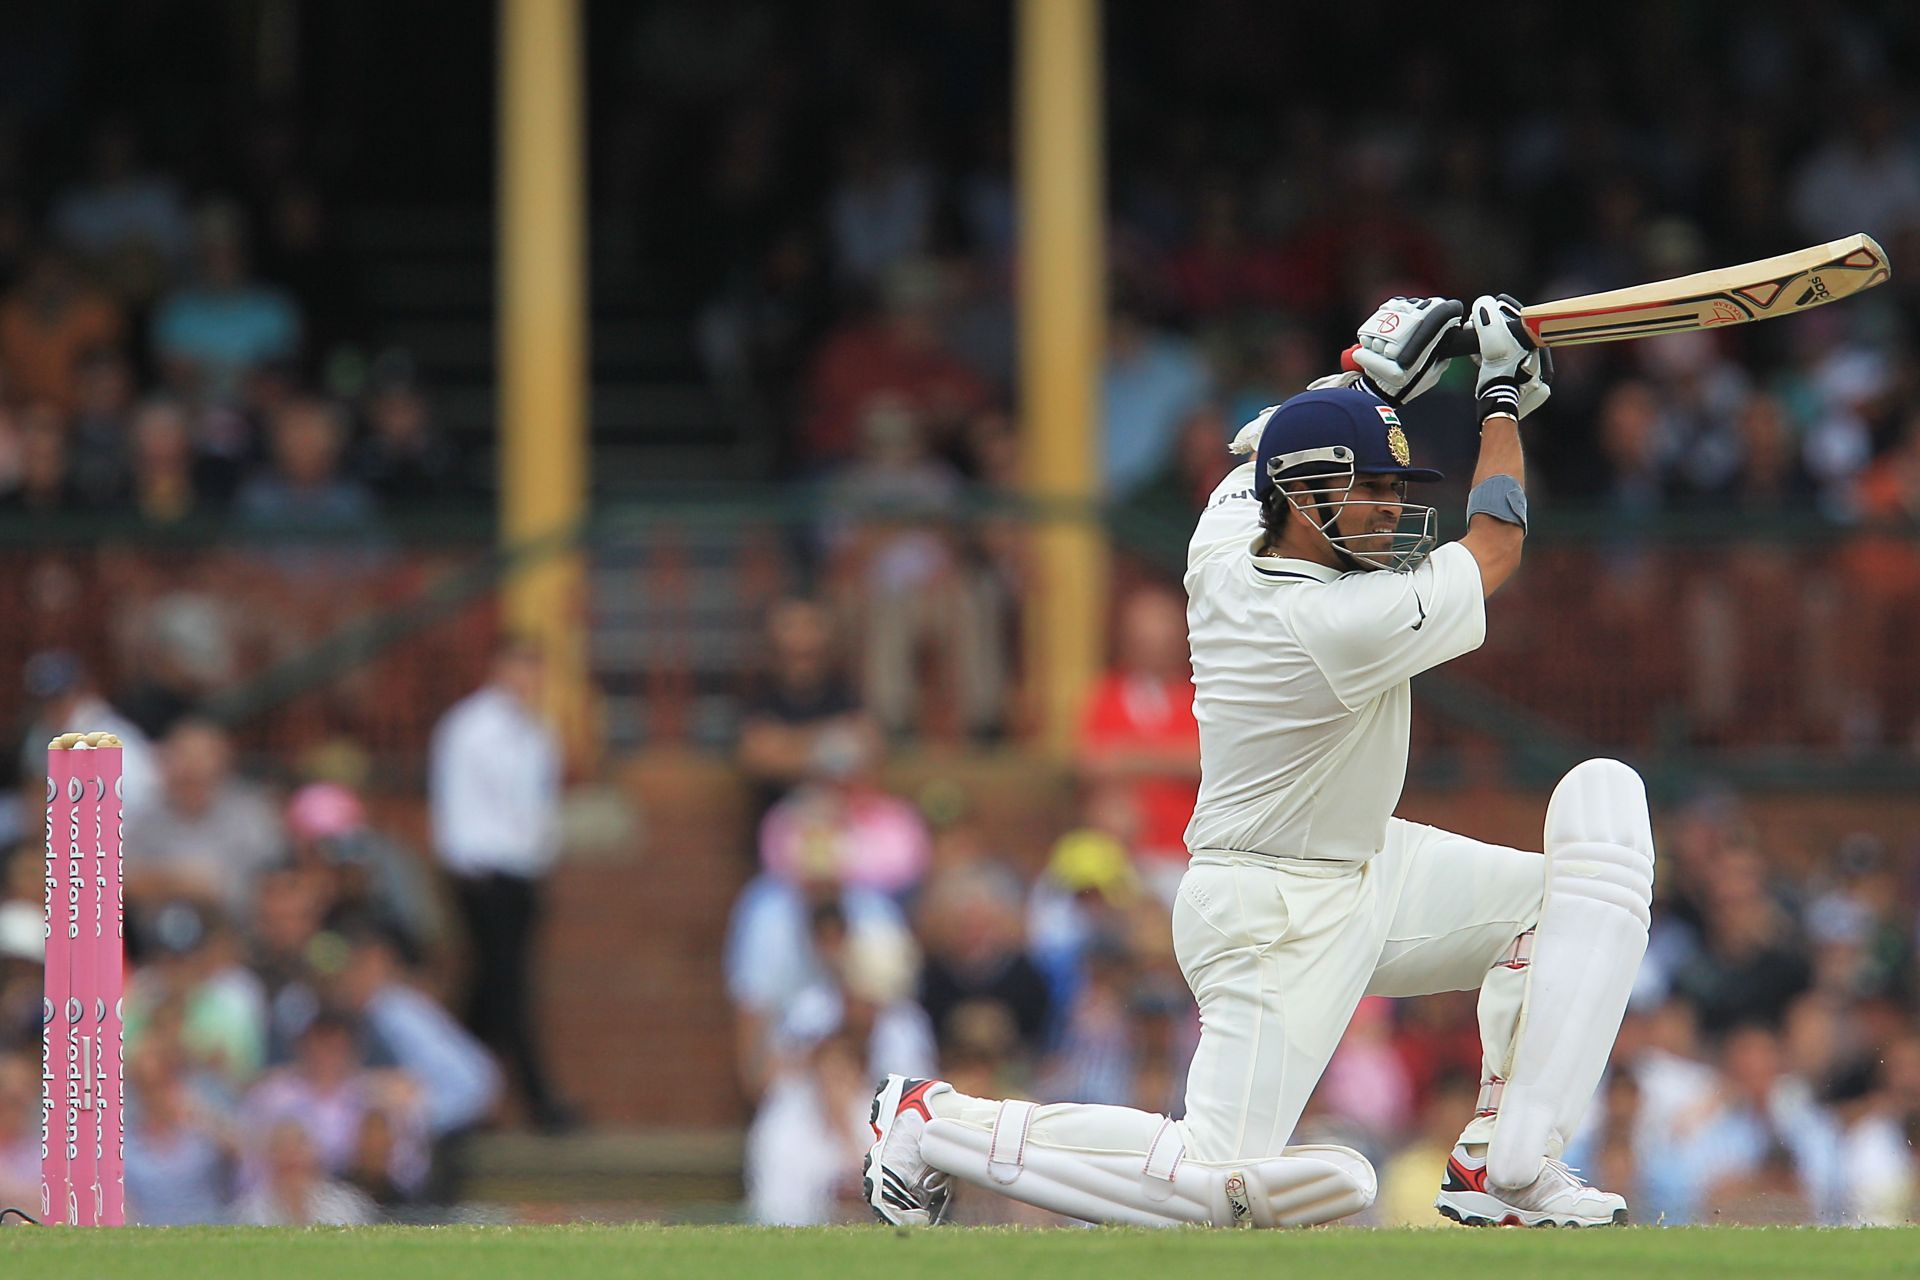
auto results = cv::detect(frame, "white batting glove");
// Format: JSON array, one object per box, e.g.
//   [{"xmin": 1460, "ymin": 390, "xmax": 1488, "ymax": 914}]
[
  {"xmin": 1469, "ymin": 294, "xmax": 1551, "ymax": 421},
  {"xmin": 1351, "ymin": 296, "xmax": 1465, "ymax": 404}
]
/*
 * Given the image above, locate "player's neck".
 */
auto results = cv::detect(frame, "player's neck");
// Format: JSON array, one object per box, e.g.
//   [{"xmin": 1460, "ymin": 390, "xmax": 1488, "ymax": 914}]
[{"xmin": 1264, "ymin": 528, "xmax": 1344, "ymax": 570}]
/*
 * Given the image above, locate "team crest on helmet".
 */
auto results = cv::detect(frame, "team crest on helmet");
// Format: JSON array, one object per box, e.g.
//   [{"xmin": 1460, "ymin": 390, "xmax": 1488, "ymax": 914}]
[{"xmin": 1375, "ymin": 404, "xmax": 1412, "ymax": 466}]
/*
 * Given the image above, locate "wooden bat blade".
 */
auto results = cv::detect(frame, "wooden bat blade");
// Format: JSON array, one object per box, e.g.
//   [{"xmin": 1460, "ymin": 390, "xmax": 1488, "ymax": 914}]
[{"xmin": 1521, "ymin": 233, "xmax": 1891, "ymax": 347}]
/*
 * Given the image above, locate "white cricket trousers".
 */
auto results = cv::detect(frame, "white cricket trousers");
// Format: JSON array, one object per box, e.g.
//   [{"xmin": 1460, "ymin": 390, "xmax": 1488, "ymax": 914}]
[{"xmin": 931, "ymin": 818, "xmax": 1543, "ymax": 1163}]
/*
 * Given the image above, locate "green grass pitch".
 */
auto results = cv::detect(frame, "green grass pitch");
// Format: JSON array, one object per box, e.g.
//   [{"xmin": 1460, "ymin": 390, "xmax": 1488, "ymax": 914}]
[{"xmin": 2, "ymin": 1224, "xmax": 1916, "ymax": 1280}]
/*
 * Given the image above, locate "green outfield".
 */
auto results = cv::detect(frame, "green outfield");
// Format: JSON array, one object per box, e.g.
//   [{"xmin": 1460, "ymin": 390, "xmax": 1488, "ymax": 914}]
[{"xmin": 1, "ymin": 1224, "xmax": 1915, "ymax": 1280}]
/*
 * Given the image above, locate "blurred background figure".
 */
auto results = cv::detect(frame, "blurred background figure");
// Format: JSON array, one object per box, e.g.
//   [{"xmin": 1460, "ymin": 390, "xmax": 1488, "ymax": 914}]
[
  {"xmin": 231, "ymin": 1121, "xmax": 376, "ymax": 1227},
  {"xmin": 430, "ymin": 636, "xmax": 576, "ymax": 1132},
  {"xmin": 1076, "ymin": 586, "xmax": 1200, "ymax": 905},
  {"xmin": 124, "ymin": 719, "xmax": 283, "ymax": 916}
]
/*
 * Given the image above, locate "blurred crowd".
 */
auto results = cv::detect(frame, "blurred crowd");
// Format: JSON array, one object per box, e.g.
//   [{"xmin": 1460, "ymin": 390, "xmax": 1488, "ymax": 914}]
[
  {"xmin": 722, "ymin": 590, "xmax": 1920, "ymax": 1227},
  {"xmin": 615, "ymin": 2, "xmax": 1920, "ymax": 746},
  {"xmin": 0, "ymin": 640, "xmax": 588, "ymax": 1225},
  {"xmin": 0, "ymin": 121, "xmax": 459, "ymax": 533}
]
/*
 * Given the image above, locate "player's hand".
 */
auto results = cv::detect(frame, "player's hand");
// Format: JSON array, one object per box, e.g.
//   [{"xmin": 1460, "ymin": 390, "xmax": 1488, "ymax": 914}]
[
  {"xmin": 1469, "ymin": 294, "xmax": 1551, "ymax": 421},
  {"xmin": 1350, "ymin": 296, "xmax": 1464, "ymax": 405}
]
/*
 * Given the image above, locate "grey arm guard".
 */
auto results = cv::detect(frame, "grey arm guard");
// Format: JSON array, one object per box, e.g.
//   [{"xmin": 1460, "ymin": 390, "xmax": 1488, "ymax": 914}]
[{"xmin": 1466, "ymin": 473, "xmax": 1528, "ymax": 533}]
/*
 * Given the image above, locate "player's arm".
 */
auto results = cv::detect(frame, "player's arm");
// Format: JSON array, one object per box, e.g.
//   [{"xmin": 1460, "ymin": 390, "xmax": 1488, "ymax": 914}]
[{"xmin": 1457, "ymin": 295, "xmax": 1549, "ymax": 598}]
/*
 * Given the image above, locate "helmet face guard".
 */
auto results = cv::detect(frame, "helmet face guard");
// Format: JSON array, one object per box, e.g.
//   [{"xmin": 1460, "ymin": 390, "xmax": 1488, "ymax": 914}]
[{"xmin": 1265, "ymin": 444, "xmax": 1438, "ymax": 573}]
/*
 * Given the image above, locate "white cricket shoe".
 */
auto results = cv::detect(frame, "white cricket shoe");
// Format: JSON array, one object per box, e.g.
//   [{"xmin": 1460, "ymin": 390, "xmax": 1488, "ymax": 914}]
[
  {"xmin": 863, "ymin": 1075, "xmax": 955, "ymax": 1225},
  {"xmin": 1435, "ymin": 1144, "xmax": 1628, "ymax": 1228}
]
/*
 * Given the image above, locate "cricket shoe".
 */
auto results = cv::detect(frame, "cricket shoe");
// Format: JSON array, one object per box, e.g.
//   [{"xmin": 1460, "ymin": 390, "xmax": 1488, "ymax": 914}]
[
  {"xmin": 863, "ymin": 1074, "xmax": 955, "ymax": 1226},
  {"xmin": 1435, "ymin": 1144, "xmax": 1628, "ymax": 1228}
]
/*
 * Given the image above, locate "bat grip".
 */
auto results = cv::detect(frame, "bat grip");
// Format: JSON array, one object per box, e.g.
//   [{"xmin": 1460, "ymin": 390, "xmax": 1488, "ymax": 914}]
[{"xmin": 1435, "ymin": 317, "xmax": 1533, "ymax": 360}]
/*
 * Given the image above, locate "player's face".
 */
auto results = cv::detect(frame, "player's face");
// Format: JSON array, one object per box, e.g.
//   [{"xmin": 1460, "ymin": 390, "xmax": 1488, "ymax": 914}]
[{"xmin": 1334, "ymin": 475, "xmax": 1408, "ymax": 556}]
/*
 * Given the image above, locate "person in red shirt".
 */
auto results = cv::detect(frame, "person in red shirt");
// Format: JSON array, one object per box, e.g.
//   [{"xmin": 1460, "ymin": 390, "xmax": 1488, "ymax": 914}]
[
  {"xmin": 799, "ymin": 261, "xmax": 989, "ymax": 467},
  {"xmin": 1077, "ymin": 586, "xmax": 1201, "ymax": 905}
]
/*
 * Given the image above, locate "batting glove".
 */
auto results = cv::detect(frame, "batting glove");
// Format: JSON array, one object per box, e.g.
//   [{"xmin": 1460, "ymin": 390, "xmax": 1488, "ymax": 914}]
[
  {"xmin": 1469, "ymin": 294, "xmax": 1551, "ymax": 422},
  {"xmin": 1351, "ymin": 296, "xmax": 1465, "ymax": 405}
]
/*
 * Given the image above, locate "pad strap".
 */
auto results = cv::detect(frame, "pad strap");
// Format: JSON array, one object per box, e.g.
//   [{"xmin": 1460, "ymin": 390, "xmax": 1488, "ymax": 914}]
[
  {"xmin": 987, "ymin": 1099, "xmax": 1036, "ymax": 1185},
  {"xmin": 1141, "ymin": 1119, "xmax": 1184, "ymax": 1201}
]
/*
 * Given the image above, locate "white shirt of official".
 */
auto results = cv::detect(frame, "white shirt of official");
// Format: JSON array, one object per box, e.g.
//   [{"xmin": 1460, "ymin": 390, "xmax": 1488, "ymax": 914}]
[
  {"xmin": 429, "ymin": 686, "xmax": 562, "ymax": 878},
  {"xmin": 1182, "ymin": 461, "xmax": 1486, "ymax": 864}
]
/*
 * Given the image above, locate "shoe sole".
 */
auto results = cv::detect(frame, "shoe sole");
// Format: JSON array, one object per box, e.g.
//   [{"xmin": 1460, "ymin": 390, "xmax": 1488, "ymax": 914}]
[{"xmin": 1436, "ymin": 1196, "xmax": 1629, "ymax": 1228}]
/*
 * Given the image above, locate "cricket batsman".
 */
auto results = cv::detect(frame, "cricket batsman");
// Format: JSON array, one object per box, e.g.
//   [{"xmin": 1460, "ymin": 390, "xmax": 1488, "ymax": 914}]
[{"xmin": 863, "ymin": 295, "xmax": 1656, "ymax": 1229}]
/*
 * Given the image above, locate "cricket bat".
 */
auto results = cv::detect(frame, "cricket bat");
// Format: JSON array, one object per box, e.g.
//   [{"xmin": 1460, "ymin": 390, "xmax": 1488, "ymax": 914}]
[{"xmin": 1430, "ymin": 232, "xmax": 1891, "ymax": 357}]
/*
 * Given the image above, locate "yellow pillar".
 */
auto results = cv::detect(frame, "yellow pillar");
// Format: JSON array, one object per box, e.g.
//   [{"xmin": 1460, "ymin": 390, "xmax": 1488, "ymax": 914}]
[
  {"xmin": 498, "ymin": 0, "xmax": 594, "ymax": 758},
  {"xmin": 1018, "ymin": 0, "xmax": 1107, "ymax": 754}
]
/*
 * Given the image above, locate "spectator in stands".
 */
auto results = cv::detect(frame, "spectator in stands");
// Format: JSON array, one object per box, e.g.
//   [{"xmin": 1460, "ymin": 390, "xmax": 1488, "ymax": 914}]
[
  {"xmin": 124, "ymin": 1045, "xmax": 235, "ymax": 1225},
  {"xmin": 51, "ymin": 121, "xmax": 191, "ymax": 301},
  {"xmin": 1130, "ymin": 402, "xmax": 1237, "ymax": 516},
  {"xmin": 0, "ymin": 1052, "xmax": 39, "ymax": 1213},
  {"xmin": 823, "ymin": 399, "xmax": 1008, "ymax": 740},
  {"xmin": 117, "ymin": 594, "xmax": 234, "ymax": 740},
  {"xmin": 0, "ymin": 893, "xmax": 43, "ymax": 1054},
  {"xmin": 1788, "ymin": 91, "xmax": 1920, "ymax": 242},
  {"xmin": 1673, "ymin": 838, "xmax": 1813, "ymax": 1034},
  {"xmin": 235, "ymin": 397, "xmax": 377, "ymax": 533},
  {"xmin": 429, "ymin": 635, "xmax": 576, "ymax": 1131},
  {"xmin": 1316, "ymin": 997, "xmax": 1416, "ymax": 1144},
  {"xmin": 125, "ymin": 901, "xmax": 268, "ymax": 1096},
  {"xmin": 0, "ymin": 401, "xmax": 82, "ymax": 513},
  {"xmin": 1790, "ymin": 1057, "xmax": 1916, "ymax": 1224},
  {"xmin": 68, "ymin": 348, "xmax": 136, "ymax": 505},
  {"xmin": 755, "ymin": 700, "xmax": 930, "ymax": 898},
  {"xmin": 286, "ymin": 783, "xmax": 447, "ymax": 968},
  {"xmin": 914, "ymin": 862, "xmax": 1052, "ymax": 1062},
  {"xmin": 1036, "ymin": 935, "xmax": 1140, "ymax": 1107},
  {"xmin": 743, "ymin": 1030, "xmax": 874, "ymax": 1225},
  {"xmin": 0, "ymin": 247, "xmax": 125, "ymax": 413},
  {"xmin": 735, "ymin": 598, "xmax": 879, "ymax": 821},
  {"xmin": 123, "ymin": 718, "xmax": 283, "ymax": 916},
  {"xmin": 239, "ymin": 1013, "xmax": 427, "ymax": 1201},
  {"xmin": 326, "ymin": 923, "xmax": 500, "ymax": 1145},
  {"xmin": 1101, "ymin": 300, "xmax": 1211, "ymax": 498},
  {"xmin": 124, "ymin": 397, "xmax": 219, "ymax": 524},
  {"xmin": 231, "ymin": 1121, "xmax": 376, "ymax": 1227},
  {"xmin": 19, "ymin": 650, "xmax": 157, "ymax": 813},
  {"xmin": 724, "ymin": 851, "xmax": 909, "ymax": 1098},
  {"xmin": 1025, "ymin": 825, "xmax": 1143, "ymax": 1018},
  {"xmin": 152, "ymin": 202, "xmax": 301, "ymax": 403},
  {"xmin": 353, "ymin": 359, "xmax": 456, "ymax": 507},
  {"xmin": 1077, "ymin": 585, "xmax": 1200, "ymax": 904},
  {"xmin": 774, "ymin": 924, "xmax": 938, "ymax": 1086},
  {"xmin": 800, "ymin": 260, "xmax": 989, "ymax": 466},
  {"xmin": 827, "ymin": 133, "xmax": 933, "ymax": 288}
]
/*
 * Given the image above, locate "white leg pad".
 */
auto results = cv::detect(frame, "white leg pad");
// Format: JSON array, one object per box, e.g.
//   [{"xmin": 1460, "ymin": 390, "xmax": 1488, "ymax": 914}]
[
  {"xmin": 1487, "ymin": 758, "xmax": 1655, "ymax": 1190},
  {"xmin": 921, "ymin": 1106, "xmax": 1376, "ymax": 1228}
]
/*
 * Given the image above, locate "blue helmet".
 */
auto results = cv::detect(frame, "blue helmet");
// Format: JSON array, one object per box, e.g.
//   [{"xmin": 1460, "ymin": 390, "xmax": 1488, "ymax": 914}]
[{"xmin": 1251, "ymin": 386, "xmax": 1444, "ymax": 501}]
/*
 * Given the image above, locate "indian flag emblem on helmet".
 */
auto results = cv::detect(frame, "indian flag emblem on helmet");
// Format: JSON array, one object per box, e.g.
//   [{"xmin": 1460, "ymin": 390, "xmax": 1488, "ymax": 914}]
[{"xmin": 1376, "ymin": 405, "xmax": 1412, "ymax": 466}]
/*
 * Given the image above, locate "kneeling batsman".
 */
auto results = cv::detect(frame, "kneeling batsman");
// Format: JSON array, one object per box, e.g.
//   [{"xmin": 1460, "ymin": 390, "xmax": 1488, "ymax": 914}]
[{"xmin": 862, "ymin": 295, "xmax": 1655, "ymax": 1229}]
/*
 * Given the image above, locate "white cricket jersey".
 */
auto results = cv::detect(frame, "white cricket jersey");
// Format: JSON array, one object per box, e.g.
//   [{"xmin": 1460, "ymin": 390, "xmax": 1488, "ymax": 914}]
[{"xmin": 1181, "ymin": 462, "xmax": 1487, "ymax": 865}]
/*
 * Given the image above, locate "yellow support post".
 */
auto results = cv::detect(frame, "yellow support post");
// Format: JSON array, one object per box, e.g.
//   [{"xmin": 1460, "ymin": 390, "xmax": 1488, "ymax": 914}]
[
  {"xmin": 499, "ymin": 0, "xmax": 595, "ymax": 760},
  {"xmin": 1018, "ymin": 0, "xmax": 1107, "ymax": 755}
]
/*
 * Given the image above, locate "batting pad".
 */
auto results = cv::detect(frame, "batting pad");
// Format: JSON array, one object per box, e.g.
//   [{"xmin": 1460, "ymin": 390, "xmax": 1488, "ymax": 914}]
[
  {"xmin": 1487, "ymin": 758, "xmax": 1654, "ymax": 1190},
  {"xmin": 920, "ymin": 1104, "xmax": 1375, "ymax": 1228}
]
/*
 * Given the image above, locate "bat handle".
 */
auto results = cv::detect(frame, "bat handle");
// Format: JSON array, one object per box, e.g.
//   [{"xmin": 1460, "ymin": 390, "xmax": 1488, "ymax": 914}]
[
  {"xmin": 1338, "ymin": 316, "xmax": 1534, "ymax": 376},
  {"xmin": 1435, "ymin": 316, "xmax": 1533, "ymax": 359}
]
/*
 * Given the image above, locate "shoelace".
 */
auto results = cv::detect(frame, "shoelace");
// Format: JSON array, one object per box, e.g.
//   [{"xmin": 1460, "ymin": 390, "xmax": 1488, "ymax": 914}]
[{"xmin": 1535, "ymin": 1158, "xmax": 1595, "ymax": 1192}]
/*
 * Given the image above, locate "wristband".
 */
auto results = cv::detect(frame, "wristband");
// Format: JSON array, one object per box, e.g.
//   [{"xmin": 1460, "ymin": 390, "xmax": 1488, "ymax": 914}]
[{"xmin": 1466, "ymin": 473, "xmax": 1528, "ymax": 532}]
